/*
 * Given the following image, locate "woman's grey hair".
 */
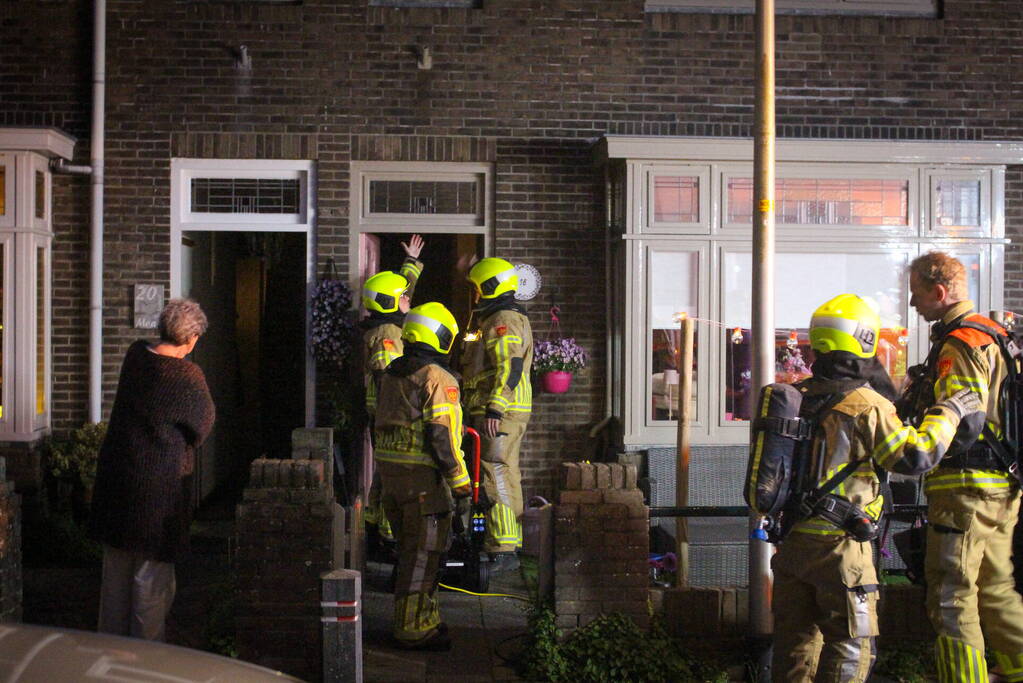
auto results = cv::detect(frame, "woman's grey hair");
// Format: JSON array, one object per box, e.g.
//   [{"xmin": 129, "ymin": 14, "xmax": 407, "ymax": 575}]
[{"xmin": 159, "ymin": 298, "xmax": 208, "ymax": 345}]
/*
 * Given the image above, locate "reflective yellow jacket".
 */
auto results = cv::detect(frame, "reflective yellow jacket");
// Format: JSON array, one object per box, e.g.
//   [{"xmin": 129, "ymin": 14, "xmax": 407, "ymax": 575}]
[
  {"xmin": 922, "ymin": 301, "xmax": 1015, "ymax": 496},
  {"xmin": 373, "ymin": 353, "xmax": 470, "ymax": 491},
  {"xmin": 362, "ymin": 257, "xmax": 423, "ymax": 417},
  {"xmin": 792, "ymin": 377, "xmax": 964, "ymax": 537},
  {"xmin": 462, "ymin": 306, "xmax": 533, "ymax": 420}
]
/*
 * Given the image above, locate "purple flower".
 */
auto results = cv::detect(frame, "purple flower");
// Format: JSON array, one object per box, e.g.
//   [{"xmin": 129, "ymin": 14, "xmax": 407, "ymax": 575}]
[
  {"xmin": 310, "ymin": 279, "xmax": 356, "ymax": 366},
  {"xmin": 534, "ymin": 337, "xmax": 587, "ymax": 373}
]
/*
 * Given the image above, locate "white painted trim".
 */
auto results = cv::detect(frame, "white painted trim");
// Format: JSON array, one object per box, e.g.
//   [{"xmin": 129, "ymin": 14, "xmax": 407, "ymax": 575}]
[
  {"xmin": 596, "ymin": 136, "xmax": 1023, "ymax": 166},
  {"xmin": 348, "ymin": 161, "xmax": 494, "ymax": 295},
  {"xmin": 0, "ymin": 127, "xmax": 76, "ymax": 161},
  {"xmin": 646, "ymin": 0, "xmax": 937, "ymax": 16},
  {"xmin": 170, "ymin": 158, "xmax": 317, "ymax": 428}
]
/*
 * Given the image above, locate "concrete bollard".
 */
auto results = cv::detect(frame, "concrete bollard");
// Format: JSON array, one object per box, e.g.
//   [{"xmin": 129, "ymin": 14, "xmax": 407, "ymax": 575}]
[{"xmin": 322, "ymin": 569, "xmax": 362, "ymax": 683}]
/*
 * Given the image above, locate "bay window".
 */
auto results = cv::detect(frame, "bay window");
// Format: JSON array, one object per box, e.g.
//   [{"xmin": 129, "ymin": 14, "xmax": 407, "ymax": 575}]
[
  {"xmin": 0, "ymin": 128, "xmax": 73, "ymax": 441},
  {"xmin": 599, "ymin": 136, "xmax": 1016, "ymax": 446}
]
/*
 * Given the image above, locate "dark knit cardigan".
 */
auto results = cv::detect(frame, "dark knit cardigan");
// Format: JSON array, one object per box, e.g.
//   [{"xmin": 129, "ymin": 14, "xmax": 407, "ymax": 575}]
[{"xmin": 89, "ymin": 340, "xmax": 215, "ymax": 562}]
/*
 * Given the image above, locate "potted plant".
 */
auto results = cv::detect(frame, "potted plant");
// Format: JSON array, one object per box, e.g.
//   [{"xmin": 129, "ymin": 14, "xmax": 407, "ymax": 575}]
[
  {"xmin": 44, "ymin": 422, "xmax": 107, "ymax": 516},
  {"xmin": 534, "ymin": 337, "xmax": 588, "ymax": 394}
]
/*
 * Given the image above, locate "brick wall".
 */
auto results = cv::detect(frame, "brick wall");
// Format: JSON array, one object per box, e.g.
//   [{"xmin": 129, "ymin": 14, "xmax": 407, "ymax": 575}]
[
  {"xmin": 554, "ymin": 461, "xmax": 648, "ymax": 632},
  {"xmin": 0, "ymin": 459, "xmax": 22, "ymax": 623},
  {"xmin": 2, "ymin": 0, "xmax": 1023, "ymax": 497},
  {"xmin": 235, "ymin": 451, "xmax": 336, "ymax": 680}
]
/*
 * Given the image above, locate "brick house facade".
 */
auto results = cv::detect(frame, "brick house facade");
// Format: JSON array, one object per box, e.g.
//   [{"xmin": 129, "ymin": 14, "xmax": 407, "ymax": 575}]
[{"xmin": 1, "ymin": 0, "xmax": 1022, "ymax": 502}]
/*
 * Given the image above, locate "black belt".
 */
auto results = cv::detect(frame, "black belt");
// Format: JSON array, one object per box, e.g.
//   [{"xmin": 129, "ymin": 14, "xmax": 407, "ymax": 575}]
[{"xmin": 942, "ymin": 444, "xmax": 1008, "ymax": 471}]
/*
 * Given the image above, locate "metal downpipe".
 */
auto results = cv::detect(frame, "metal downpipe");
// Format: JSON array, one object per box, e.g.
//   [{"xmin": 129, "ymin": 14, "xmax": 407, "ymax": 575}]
[{"xmin": 89, "ymin": 0, "xmax": 106, "ymax": 423}]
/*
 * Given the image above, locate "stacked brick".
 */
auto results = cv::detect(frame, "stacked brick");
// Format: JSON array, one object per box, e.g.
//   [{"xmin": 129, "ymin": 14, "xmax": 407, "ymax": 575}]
[
  {"xmin": 554, "ymin": 462, "xmax": 648, "ymax": 632},
  {"xmin": 235, "ymin": 429, "xmax": 338, "ymax": 682},
  {"xmin": 0, "ymin": 458, "xmax": 21, "ymax": 623}
]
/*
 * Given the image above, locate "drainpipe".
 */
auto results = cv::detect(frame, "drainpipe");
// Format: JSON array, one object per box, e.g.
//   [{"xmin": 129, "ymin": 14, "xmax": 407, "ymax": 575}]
[
  {"xmin": 89, "ymin": 0, "xmax": 106, "ymax": 423},
  {"xmin": 49, "ymin": 0, "xmax": 104, "ymax": 424},
  {"xmin": 749, "ymin": 0, "xmax": 775, "ymax": 677}
]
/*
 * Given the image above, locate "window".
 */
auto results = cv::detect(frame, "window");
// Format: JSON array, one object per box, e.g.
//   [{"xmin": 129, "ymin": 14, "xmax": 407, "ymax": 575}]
[
  {"xmin": 0, "ymin": 129, "xmax": 67, "ymax": 440},
  {"xmin": 646, "ymin": 0, "xmax": 938, "ymax": 17},
  {"xmin": 174, "ymin": 161, "xmax": 312, "ymax": 227},
  {"xmin": 721, "ymin": 248, "xmax": 911, "ymax": 423},
  {"xmin": 352, "ymin": 161, "xmax": 493, "ymax": 232},
  {"xmin": 370, "ymin": 0, "xmax": 480, "ymax": 6},
  {"xmin": 635, "ymin": 164, "xmax": 710, "ymax": 234},
  {"xmin": 599, "ymin": 136, "xmax": 1011, "ymax": 445},
  {"xmin": 726, "ymin": 177, "xmax": 909, "ymax": 227}
]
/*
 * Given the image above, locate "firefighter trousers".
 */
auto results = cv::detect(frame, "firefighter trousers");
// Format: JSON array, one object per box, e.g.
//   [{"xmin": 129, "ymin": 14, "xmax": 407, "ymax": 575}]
[
  {"xmin": 473, "ymin": 416, "xmax": 527, "ymax": 553},
  {"xmin": 378, "ymin": 461, "xmax": 453, "ymax": 644},
  {"xmin": 771, "ymin": 532, "xmax": 879, "ymax": 683},
  {"xmin": 925, "ymin": 487, "xmax": 1023, "ymax": 683}
]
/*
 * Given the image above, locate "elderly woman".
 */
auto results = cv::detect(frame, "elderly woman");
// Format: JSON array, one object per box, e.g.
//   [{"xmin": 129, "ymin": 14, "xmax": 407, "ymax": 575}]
[{"xmin": 89, "ymin": 298, "xmax": 215, "ymax": 641}]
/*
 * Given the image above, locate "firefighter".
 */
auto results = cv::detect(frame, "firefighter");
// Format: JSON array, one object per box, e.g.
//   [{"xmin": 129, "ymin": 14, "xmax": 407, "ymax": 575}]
[
  {"xmin": 907, "ymin": 251, "xmax": 1023, "ymax": 683},
  {"xmin": 374, "ymin": 302, "xmax": 470, "ymax": 651},
  {"xmin": 462, "ymin": 257, "xmax": 532, "ymax": 572},
  {"xmin": 772, "ymin": 293, "xmax": 980, "ymax": 683},
  {"xmin": 361, "ymin": 235, "xmax": 424, "ymax": 545}
]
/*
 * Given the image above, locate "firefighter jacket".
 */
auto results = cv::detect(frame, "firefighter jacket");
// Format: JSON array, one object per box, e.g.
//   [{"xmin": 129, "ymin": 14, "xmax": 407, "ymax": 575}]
[
  {"xmin": 920, "ymin": 301, "xmax": 1015, "ymax": 496},
  {"xmin": 361, "ymin": 257, "xmax": 424, "ymax": 416},
  {"xmin": 461, "ymin": 297, "xmax": 533, "ymax": 421},
  {"xmin": 791, "ymin": 374, "xmax": 968, "ymax": 537},
  {"xmin": 373, "ymin": 345, "xmax": 470, "ymax": 492}
]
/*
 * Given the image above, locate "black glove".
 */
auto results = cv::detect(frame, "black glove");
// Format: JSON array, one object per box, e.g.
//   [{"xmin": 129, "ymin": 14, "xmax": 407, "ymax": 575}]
[{"xmin": 455, "ymin": 496, "xmax": 472, "ymax": 519}]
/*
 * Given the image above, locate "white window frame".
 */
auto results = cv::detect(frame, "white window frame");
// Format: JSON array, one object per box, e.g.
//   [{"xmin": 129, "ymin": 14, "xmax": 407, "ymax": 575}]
[
  {"xmin": 719, "ymin": 163, "xmax": 919, "ymax": 238},
  {"xmin": 599, "ymin": 136, "xmax": 1022, "ymax": 446},
  {"xmin": 0, "ymin": 154, "xmax": 14, "ymax": 229},
  {"xmin": 0, "ymin": 234, "xmax": 10, "ymax": 431},
  {"xmin": 924, "ymin": 167, "xmax": 998, "ymax": 239},
  {"xmin": 645, "ymin": 0, "xmax": 938, "ymax": 17},
  {"xmin": 349, "ymin": 161, "xmax": 494, "ymax": 289},
  {"xmin": 635, "ymin": 163, "xmax": 711, "ymax": 235},
  {"xmin": 170, "ymin": 158, "xmax": 317, "ymax": 427}
]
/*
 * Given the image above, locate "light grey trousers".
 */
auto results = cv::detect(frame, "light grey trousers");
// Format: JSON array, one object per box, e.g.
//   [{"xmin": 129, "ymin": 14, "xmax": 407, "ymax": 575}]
[{"xmin": 97, "ymin": 545, "xmax": 176, "ymax": 641}]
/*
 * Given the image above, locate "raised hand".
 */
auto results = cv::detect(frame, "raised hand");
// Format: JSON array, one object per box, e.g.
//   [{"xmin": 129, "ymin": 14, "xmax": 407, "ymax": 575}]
[{"xmin": 402, "ymin": 234, "xmax": 425, "ymax": 259}]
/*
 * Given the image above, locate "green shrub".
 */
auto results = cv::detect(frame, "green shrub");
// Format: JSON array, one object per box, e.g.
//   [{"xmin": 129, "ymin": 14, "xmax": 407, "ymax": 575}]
[
  {"xmin": 202, "ymin": 578, "xmax": 239, "ymax": 659},
  {"xmin": 522, "ymin": 604, "xmax": 729, "ymax": 683}
]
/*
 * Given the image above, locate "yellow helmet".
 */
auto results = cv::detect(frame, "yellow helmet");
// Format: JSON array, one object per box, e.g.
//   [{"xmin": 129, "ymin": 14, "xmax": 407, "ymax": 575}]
[
  {"xmin": 468, "ymin": 258, "xmax": 517, "ymax": 299},
  {"xmin": 362, "ymin": 271, "xmax": 409, "ymax": 314},
  {"xmin": 402, "ymin": 302, "xmax": 459, "ymax": 354},
  {"xmin": 809, "ymin": 294, "xmax": 880, "ymax": 359}
]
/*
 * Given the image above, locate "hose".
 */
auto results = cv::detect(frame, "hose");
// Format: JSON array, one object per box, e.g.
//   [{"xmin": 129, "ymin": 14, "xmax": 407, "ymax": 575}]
[{"xmin": 437, "ymin": 582, "xmax": 530, "ymax": 601}]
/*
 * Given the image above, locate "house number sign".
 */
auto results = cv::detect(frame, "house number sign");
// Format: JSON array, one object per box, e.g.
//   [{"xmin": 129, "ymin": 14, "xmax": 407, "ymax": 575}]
[{"xmin": 133, "ymin": 284, "xmax": 164, "ymax": 329}]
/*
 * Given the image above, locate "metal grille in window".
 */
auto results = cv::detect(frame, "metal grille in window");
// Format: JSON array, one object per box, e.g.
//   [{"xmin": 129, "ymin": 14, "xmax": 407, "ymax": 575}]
[
  {"xmin": 727, "ymin": 178, "xmax": 908, "ymax": 226},
  {"xmin": 191, "ymin": 178, "xmax": 300, "ymax": 214},
  {"xmin": 369, "ymin": 180, "xmax": 478, "ymax": 215}
]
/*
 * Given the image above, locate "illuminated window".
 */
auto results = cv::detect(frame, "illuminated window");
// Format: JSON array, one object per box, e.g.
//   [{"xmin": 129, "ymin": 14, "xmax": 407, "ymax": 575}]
[
  {"xmin": 934, "ymin": 179, "xmax": 981, "ymax": 228},
  {"xmin": 35, "ymin": 246, "xmax": 45, "ymax": 416},
  {"xmin": 654, "ymin": 176, "xmax": 699, "ymax": 223},
  {"xmin": 727, "ymin": 177, "xmax": 909, "ymax": 226}
]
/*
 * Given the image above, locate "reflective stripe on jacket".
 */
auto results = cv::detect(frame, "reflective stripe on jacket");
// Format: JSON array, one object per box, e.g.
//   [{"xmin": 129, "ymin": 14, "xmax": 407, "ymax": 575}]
[
  {"xmin": 374, "ymin": 362, "xmax": 469, "ymax": 490},
  {"xmin": 792, "ymin": 381, "xmax": 964, "ymax": 537},
  {"xmin": 462, "ymin": 309, "xmax": 533, "ymax": 418},
  {"xmin": 922, "ymin": 302, "xmax": 1013, "ymax": 495}
]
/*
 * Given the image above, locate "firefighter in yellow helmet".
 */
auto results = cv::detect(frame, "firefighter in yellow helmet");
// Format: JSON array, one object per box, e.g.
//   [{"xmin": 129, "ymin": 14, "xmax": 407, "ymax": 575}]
[
  {"xmin": 905, "ymin": 251, "xmax": 1023, "ymax": 683},
  {"xmin": 461, "ymin": 257, "xmax": 533, "ymax": 573},
  {"xmin": 362, "ymin": 235, "xmax": 424, "ymax": 547},
  {"xmin": 374, "ymin": 302, "xmax": 470, "ymax": 651},
  {"xmin": 770, "ymin": 293, "xmax": 980, "ymax": 682}
]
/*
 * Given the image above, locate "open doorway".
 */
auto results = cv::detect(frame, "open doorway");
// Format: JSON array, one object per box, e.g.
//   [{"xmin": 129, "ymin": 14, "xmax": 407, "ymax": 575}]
[
  {"xmin": 182, "ymin": 231, "xmax": 307, "ymax": 509},
  {"xmin": 354, "ymin": 232, "xmax": 483, "ymax": 499}
]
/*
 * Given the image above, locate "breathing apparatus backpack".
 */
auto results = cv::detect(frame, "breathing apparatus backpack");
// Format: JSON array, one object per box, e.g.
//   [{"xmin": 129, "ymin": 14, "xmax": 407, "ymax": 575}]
[{"xmin": 745, "ymin": 379, "xmax": 882, "ymax": 544}]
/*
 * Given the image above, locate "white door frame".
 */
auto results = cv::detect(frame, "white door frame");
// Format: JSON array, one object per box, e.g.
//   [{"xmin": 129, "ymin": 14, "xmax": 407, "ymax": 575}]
[{"xmin": 170, "ymin": 158, "xmax": 317, "ymax": 427}]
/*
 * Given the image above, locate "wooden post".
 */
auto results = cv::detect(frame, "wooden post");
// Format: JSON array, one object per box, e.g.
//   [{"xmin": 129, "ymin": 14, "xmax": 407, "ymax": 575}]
[{"xmin": 675, "ymin": 315, "xmax": 694, "ymax": 587}]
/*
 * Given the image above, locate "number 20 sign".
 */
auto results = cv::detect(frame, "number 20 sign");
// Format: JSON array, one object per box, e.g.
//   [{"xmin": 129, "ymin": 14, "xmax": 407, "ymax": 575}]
[{"xmin": 133, "ymin": 284, "xmax": 164, "ymax": 330}]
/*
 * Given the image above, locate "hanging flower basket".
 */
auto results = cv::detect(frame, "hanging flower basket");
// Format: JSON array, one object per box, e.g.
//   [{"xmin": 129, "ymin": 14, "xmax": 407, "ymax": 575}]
[
  {"xmin": 534, "ymin": 337, "xmax": 587, "ymax": 394},
  {"xmin": 541, "ymin": 370, "xmax": 573, "ymax": 394},
  {"xmin": 310, "ymin": 261, "xmax": 357, "ymax": 367}
]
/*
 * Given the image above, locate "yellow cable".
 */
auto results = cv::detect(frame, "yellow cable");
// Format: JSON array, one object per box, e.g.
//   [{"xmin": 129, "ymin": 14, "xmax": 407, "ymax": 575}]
[{"xmin": 438, "ymin": 582, "xmax": 530, "ymax": 601}]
